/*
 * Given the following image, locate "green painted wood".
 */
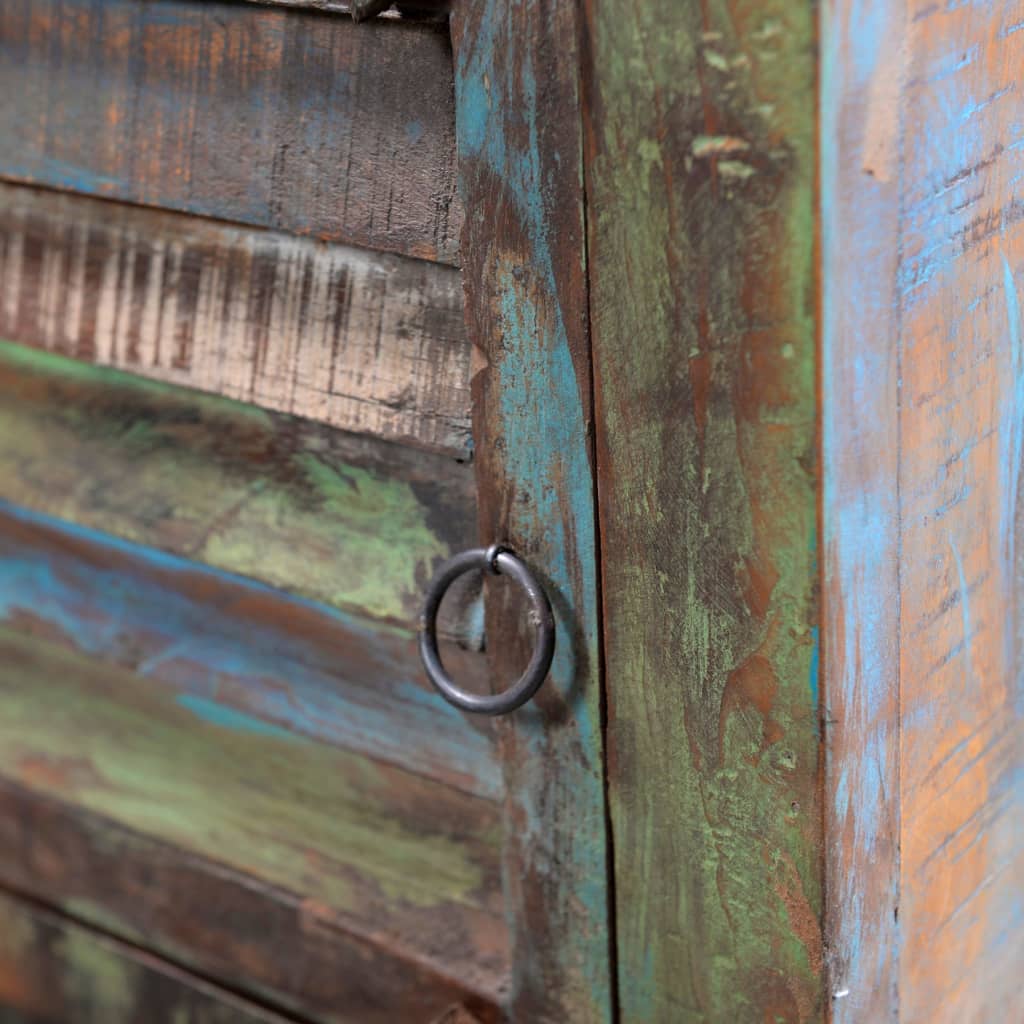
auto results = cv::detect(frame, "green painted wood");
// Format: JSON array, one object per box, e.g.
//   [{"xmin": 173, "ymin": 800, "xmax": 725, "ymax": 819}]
[
  {"xmin": 451, "ymin": 4, "xmax": 613, "ymax": 1020},
  {"xmin": 0, "ymin": 341, "xmax": 479, "ymax": 642},
  {"xmin": 0, "ymin": 503, "xmax": 500, "ymax": 800},
  {"xmin": 582, "ymin": 0, "xmax": 823, "ymax": 1019},
  {"xmin": 0, "ymin": 889, "xmax": 295, "ymax": 1024},
  {"xmin": 0, "ymin": 628, "xmax": 508, "ymax": 1012},
  {"xmin": 0, "ymin": 778, "xmax": 503, "ymax": 1024}
]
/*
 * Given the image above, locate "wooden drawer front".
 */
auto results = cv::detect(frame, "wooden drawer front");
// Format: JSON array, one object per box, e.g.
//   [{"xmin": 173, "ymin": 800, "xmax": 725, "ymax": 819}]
[{"xmin": 0, "ymin": 0, "xmax": 461, "ymax": 264}]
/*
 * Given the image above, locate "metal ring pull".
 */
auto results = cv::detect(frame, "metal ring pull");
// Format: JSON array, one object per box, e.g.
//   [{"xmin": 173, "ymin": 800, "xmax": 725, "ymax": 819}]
[{"xmin": 419, "ymin": 546, "xmax": 555, "ymax": 716}]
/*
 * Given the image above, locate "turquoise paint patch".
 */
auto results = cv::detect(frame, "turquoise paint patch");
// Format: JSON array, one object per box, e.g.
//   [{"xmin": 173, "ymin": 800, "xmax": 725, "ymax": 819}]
[
  {"xmin": 453, "ymin": 6, "xmax": 610, "ymax": 1011},
  {"xmin": 176, "ymin": 694, "xmax": 297, "ymax": 742},
  {"xmin": 0, "ymin": 501, "xmax": 504, "ymax": 797}
]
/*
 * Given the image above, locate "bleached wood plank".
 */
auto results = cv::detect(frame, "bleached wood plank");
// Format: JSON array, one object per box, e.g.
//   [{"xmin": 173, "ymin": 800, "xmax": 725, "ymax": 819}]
[{"xmin": 0, "ymin": 184, "xmax": 472, "ymax": 456}]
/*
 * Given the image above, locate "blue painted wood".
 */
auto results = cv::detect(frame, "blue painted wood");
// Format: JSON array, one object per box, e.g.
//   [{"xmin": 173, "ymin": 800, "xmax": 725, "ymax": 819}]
[
  {"xmin": 451, "ymin": 3, "xmax": 613, "ymax": 1020},
  {"xmin": 0, "ymin": 501, "xmax": 501, "ymax": 800},
  {"xmin": 824, "ymin": 1, "xmax": 1024, "ymax": 1019}
]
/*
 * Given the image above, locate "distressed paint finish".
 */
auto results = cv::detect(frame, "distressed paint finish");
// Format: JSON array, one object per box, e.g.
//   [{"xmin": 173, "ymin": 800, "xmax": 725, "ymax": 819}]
[
  {"xmin": 583, "ymin": 0, "xmax": 822, "ymax": 1019},
  {"xmin": 0, "ymin": 628, "xmax": 508, "ymax": 1019},
  {"xmin": 0, "ymin": 0, "xmax": 461, "ymax": 264},
  {"xmin": 897, "ymin": 6, "xmax": 1024, "ymax": 1016},
  {"xmin": 0, "ymin": 342, "xmax": 478, "ymax": 638},
  {"xmin": 0, "ymin": 184, "xmax": 471, "ymax": 456},
  {"xmin": 0, "ymin": 503, "xmax": 500, "ymax": 800},
  {"xmin": 820, "ymin": 0, "xmax": 902, "ymax": 1016},
  {"xmin": 451, "ymin": 3, "xmax": 613, "ymax": 1020},
  {"xmin": 0, "ymin": 890, "xmax": 296, "ymax": 1024},
  {"xmin": 823, "ymin": 1, "xmax": 1024, "ymax": 1019},
  {"xmin": 0, "ymin": 781, "xmax": 502, "ymax": 1024}
]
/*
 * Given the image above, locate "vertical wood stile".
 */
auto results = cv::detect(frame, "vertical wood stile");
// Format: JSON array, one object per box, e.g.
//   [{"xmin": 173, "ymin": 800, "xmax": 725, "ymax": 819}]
[
  {"xmin": 821, "ymin": 1, "xmax": 904, "ymax": 1017},
  {"xmin": 823, "ymin": 1, "xmax": 1024, "ymax": 1019},
  {"xmin": 582, "ymin": 0, "xmax": 824, "ymax": 1018},
  {"xmin": 450, "ymin": 2, "xmax": 614, "ymax": 1021}
]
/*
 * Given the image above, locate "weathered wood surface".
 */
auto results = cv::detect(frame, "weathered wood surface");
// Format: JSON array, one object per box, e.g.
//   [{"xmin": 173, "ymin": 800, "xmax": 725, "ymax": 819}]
[
  {"xmin": 0, "ymin": 342, "xmax": 479, "ymax": 640},
  {"xmin": 0, "ymin": 781, "xmax": 503, "ymax": 1024},
  {"xmin": 451, "ymin": 4, "xmax": 613, "ymax": 1020},
  {"xmin": 583, "ymin": 1, "xmax": 822, "ymax": 1019},
  {"xmin": 820, "ymin": 1, "xmax": 902, "ymax": 1017},
  {"xmin": 0, "ymin": 628, "xmax": 507, "ymax": 1021},
  {"xmin": 0, "ymin": 0, "xmax": 462, "ymax": 264},
  {"xmin": 824, "ymin": 1, "xmax": 1024, "ymax": 1019},
  {"xmin": 0, "ymin": 184, "xmax": 471, "ymax": 455},
  {"xmin": 0, "ymin": 503, "xmax": 499, "ymax": 800},
  {"xmin": 243, "ymin": 0, "xmax": 450, "ymax": 18},
  {"xmin": 0, "ymin": 889, "xmax": 298, "ymax": 1024}
]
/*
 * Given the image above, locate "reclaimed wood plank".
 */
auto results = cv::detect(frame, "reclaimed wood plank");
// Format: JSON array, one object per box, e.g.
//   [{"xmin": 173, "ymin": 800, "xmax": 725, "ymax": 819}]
[
  {"xmin": 0, "ymin": 503, "xmax": 499, "ymax": 800},
  {"xmin": 0, "ymin": 889, "xmax": 297, "ymax": 1024},
  {"xmin": 242, "ymin": 0, "xmax": 450, "ymax": 18},
  {"xmin": 0, "ymin": 628, "xmax": 508, "ymax": 1020},
  {"xmin": 0, "ymin": 184, "xmax": 471, "ymax": 456},
  {"xmin": 824, "ymin": 2, "xmax": 1024, "ymax": 1019},
  {"xmin": 0, "ymin": 781, "xmax": 502, "ymax": 1024},
  {"xmin": 0, "ymin": 342, "xmax": 479, "ymax": 641},
  {"xmin": 820, "ymin": 2, "xmax": 902, "ymax": 1017},
  {"xmin": 583, "ymin": 1, "xmax": 823, "ymax": 1019},
  {"xmin": 0, "ymin": 0, "xmax": 462, "ymax": 264},
  {"xmin": 451, "ymin": 5, "xmax": 613, "ymax": 1020},
  {"xmin": 890, "ymin": 2, "xmax": 1022, "ymax": 1019}
]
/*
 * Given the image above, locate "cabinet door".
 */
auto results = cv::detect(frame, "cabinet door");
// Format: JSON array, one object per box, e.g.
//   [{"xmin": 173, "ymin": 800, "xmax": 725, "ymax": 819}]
[{"xmin": 0, "ymin": 2, "xmax": 615, "ymax": 1021}]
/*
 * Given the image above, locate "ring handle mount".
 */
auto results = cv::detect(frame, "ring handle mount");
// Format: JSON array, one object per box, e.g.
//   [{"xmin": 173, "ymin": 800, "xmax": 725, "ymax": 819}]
[{"xmin": 419, "ymin": 546, "xmax": 555, "ymax": 716}]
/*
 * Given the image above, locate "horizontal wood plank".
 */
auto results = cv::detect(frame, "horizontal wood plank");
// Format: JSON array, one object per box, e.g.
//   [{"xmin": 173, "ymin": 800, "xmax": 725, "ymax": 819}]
[
  {"xmin": 0, "ymin": 782, "xmax": 502, "ymax": 1024},
  {"xmin": 0, "ymin": 889, "xmax": 296, "ymax": 1024},
  {"xmin": 0, "ymin": 0, "xmax": 462, "ymax": 264},
  {"xmin": 0, "ymin": 629, "xmax": 508, "ymax": 1019},
  {"xmin": 0, "ymin": 185, "xmax": 471, "ymax": 455},
  {"xmin": 0, "ymin": 503, "xmax": 499, "ymax": 800},
  {"xmin": 242, "ymin": 0, "xmax": 450, "ymax": 18},
  {"xmin": 0, "ymin": 342, "xmax": 479, "ymax": 640}
]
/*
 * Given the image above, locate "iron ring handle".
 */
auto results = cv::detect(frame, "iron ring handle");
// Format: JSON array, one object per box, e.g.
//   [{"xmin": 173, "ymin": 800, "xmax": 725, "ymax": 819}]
[{"xmin": 419, "ymin": 546, "xmax": 555, "ymax": 716}]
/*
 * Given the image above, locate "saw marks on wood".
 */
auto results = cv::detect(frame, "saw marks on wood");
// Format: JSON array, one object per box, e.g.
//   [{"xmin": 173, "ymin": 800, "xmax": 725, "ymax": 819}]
[{"xmin": 0, "ymin": 184, "xmax": 472, "ymax": 456}]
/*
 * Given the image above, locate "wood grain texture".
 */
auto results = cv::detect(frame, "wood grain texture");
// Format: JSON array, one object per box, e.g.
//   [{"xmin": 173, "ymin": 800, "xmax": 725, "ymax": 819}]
[
  {"xmin": 0, "ymin": 628, "xmax": 507, "ymax": 1021},
  {"xmin": 583, "ymin": 1, "xmax": 823, "ymax": 1019},
  {"xmin": 0, "ymin": 503, "xmax": 499, "ymax": 800},
  {"xmin": 0, "ymin": 342, "xmax": 479, "ymax": 640},
  {"xmin": 451, "ymin": 3, "xmax": 613, "ymax": 1020},
  {"xmin": 0, "ymin": 781, "xmax": 503, "ymax": 1024},
  {"xmin": 242, "ymin": 0, "xmax": 450, "ymax": 18},
  {"xmin": 0, "ymin": 184, "xmax": 471, "ymax": 456},
  {"xmin": 823, "ymin": 1, "xmax": 1024, "ymax": 1019},
  {"xmin": 0, "ymin": 889, "xmax": 296, "ymax": 1024},
  {"xmin": 820, "ymin": 0, "xmax": 902, "ymax": 1016},
  {"xmin": 0, "ymin": 0, "xmax": 462, "ymax": 264}
]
